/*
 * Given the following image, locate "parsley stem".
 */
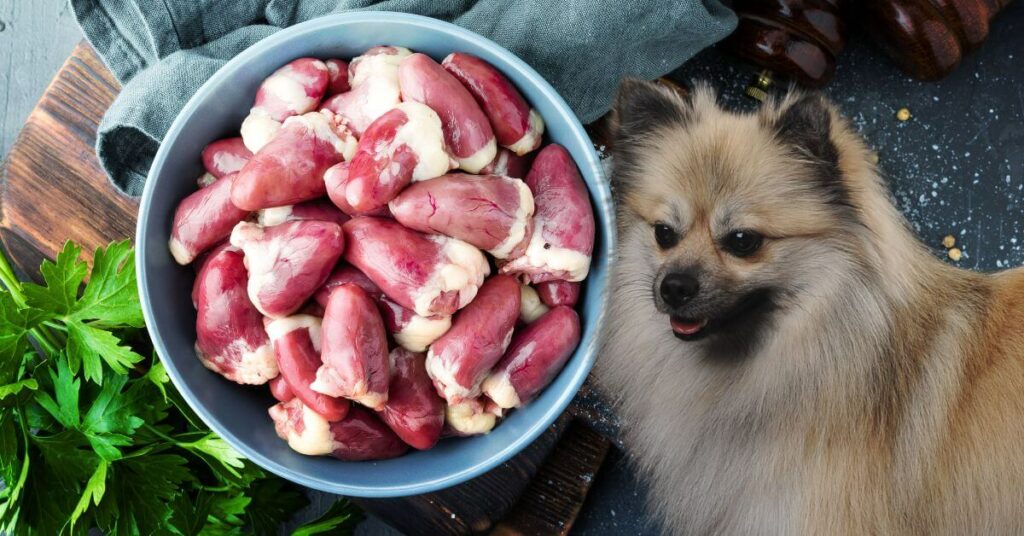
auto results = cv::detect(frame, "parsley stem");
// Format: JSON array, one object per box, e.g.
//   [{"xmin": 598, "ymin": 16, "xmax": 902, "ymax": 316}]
[
  {"xmin": 197, "ymin": 485, "xmax": 232, "ymax": 493},
  {"xmin": 0, "ymin": 246, "xmax": 26, "ymax": 306},
  {"xmin": 31, "ymin": 330, "xmax": 59, "ymax": 356},
  {"xmin": 0, "ymin": 245, "xmax": 63, "ymax": 355},
  {"xmin": 142, "ymin": 424, "xmax": 211, "ymax": 454},
  {"xmin": 28, "ymin": 323, "xmax": 62, "ymax": 358},
  {"xmin": 143, "ymin": 423, "xmax": 182, "ymax": 445},
  {"xmin": 38, "ymin": 320, "xmax": 67, "ymax": 350}
]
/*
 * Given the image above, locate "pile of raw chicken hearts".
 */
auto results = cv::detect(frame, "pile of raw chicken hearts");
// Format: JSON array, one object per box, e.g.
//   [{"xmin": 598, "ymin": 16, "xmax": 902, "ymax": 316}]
[{"xmin": 169, "ymin": 46, "xmax": 595, "ymax": 461}]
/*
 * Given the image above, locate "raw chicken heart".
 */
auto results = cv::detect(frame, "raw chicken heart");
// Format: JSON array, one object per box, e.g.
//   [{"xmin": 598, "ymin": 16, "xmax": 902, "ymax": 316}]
[
  {"xmin": 230, "ymin": 220, "xmax": 344, "ymax": 318},
  {"xmin": 389, "ymin": 173, "xmax": 534, "ymax": 259},
  {"xmin": 379, "ymin": 348, "xmax": 445, "ymax": 449},
  {"xmin": 426, "ymin": 275, "xmax": 521, "ymax": 403},
  {"xmin": 313, "ymin": 284, "xmax": 390, "ymax": 410},
  {"xmin": 193, "ymin": 248, "xmax": 277, "ymax": 385},
  {"xmin": 342, "ymin": 216, "xmax": 489, "ymax": 318}
]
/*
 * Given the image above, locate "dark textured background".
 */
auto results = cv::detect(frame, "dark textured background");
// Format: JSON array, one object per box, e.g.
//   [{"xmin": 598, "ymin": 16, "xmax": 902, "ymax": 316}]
[{"xmin": 2, "ymin": 1, "xmax": 1022, "ymax": 534}]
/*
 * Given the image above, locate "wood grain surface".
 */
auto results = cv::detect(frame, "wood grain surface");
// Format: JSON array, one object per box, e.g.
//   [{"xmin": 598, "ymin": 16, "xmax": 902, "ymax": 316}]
[
  {"xmin": 492, "ymin": 422, "xmax": 611, "ymax": 536},
  {"xmin": 357, "ymin": 414, "xmax": 574, "ymax": 536},
  {"xmin": 0, "ymin": 41, "xmax": 614, "ymax": 535}
]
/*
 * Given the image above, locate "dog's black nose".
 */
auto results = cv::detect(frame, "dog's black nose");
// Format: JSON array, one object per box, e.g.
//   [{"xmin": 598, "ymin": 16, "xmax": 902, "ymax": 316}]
[{"xmin": 660, "ymin": 272, "xmax": 699, "ymax": 307}]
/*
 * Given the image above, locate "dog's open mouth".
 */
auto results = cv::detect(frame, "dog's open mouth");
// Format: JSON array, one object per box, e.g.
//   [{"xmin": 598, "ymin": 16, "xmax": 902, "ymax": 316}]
[
  {"xmin": 666, "ymin": 288, "xmax": 779, "ymax": 344},
  {"xmin": 670, "ymin": 317, "xmax": 709, "ymax": 340}
]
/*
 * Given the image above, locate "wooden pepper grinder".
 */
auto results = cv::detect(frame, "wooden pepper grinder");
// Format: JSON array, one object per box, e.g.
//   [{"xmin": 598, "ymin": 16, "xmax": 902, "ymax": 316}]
[
  {"xmin": 725, "ymin": 0, "xmax": 1014, "ymax": 97},
  {"xmin": 857, "ymin": 0, "xmax": 1014, "ymax": 80},
  {"xmin": 725, "ymin": 0, "xmax": 850, "ymax": 100}
]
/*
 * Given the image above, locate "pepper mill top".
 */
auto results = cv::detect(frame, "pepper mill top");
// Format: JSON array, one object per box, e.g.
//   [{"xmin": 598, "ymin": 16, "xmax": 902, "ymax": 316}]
[
  {"xmin": 726, "ymin": 0, "xmax": 850, "ymax": 91},
  {"xmin": 858, "ymin": 0, "xmax": 1014, "ymax": 81},
  {"xmin": 725, "ymin": 0, "xmax": 1014, "ymax": 94}
]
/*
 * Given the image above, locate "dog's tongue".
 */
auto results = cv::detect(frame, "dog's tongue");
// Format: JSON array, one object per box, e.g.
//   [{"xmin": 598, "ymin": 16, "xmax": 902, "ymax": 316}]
[{"xmin": 670, "ymin": 318, "xmax": 708, "ymax": 336}]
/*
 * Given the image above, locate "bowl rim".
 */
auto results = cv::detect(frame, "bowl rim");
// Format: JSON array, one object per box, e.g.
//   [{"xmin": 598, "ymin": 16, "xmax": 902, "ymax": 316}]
[{"xmin": 136, "ymin": 10, "xmax": 615, "ymax": 497}]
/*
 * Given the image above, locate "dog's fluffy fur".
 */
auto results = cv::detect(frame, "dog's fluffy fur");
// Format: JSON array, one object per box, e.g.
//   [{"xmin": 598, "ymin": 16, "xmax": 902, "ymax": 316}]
[{"xmin": 597, "ymin": 80, "xmax": 1024, "ymax": 534}]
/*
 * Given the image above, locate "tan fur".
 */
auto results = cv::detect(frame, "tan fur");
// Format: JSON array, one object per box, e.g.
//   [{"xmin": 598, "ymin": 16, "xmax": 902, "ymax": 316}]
[{"xmin": 598, "ymin": 83, "xmax": 1024, "ymax": 535}]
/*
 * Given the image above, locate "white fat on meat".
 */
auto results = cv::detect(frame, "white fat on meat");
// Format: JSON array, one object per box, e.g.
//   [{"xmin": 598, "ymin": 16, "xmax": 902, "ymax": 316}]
[
  {"xmin": 487, "ymin": 179, "xmax": 534, "ymax": 259},
  {"xmin": 269, "ymin": 399, "xmax": 334, "ymax": 455},
  {"xmin": 265, "ymin": 315, "xmax": 322, "ymax": 351},
  {"xmin": 393, "ymin": 314, "xmax": 451, "ymax": 353},
  {"xmin": 445, "ymin": 401, "xmax": 496, "ymax": 435},
  {"xmin": 505, "ymin": 109, "xmax": 544, "ymax": 156},
  {"xmin": 411, "ymin": 236, "xmax": 489, "ymax": 318},
  {"xmin": 240, "ymin": 113, "xmax": 282, "ymax": 153},
  {"xmin": 518, "ymin": 284, "xmax": 549, "ymax": 324}
]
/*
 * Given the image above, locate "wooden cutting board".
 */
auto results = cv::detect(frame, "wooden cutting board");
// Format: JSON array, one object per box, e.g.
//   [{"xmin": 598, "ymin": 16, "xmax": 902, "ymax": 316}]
[
  {"xmin": 0, "ymin": 42, "xmax": 133, "ymax": 275},
  {"xmin": 0, "ymin": 41, "xmax": 612, "ymax": 535}
]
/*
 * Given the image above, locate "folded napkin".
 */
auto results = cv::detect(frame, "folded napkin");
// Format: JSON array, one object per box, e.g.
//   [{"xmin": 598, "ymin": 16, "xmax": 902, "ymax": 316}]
[{"xmin": 72, "ymin": 0, "xmax": 736, "ymax": 195}]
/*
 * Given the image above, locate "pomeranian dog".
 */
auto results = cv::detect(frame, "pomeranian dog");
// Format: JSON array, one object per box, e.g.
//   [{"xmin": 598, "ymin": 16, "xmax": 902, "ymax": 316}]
[{"xmin": 597, "ymin": 80, "xmax": 1024, "ymax": 534}]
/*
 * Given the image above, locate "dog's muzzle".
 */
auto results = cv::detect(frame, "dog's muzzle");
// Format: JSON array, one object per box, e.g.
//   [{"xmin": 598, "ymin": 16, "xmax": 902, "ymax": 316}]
[
  {"xmin": 658, "ymin": 271, "xmax": 711, "ymax": 339},
  {"xmin": 660, "ymin": 272, "xmax": 700, "ymax": 307}
]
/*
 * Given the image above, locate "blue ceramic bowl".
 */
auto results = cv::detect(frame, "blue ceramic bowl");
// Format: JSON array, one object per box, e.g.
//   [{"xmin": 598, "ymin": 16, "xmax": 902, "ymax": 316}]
[{"xmin": 137, "ymin": 12, "xmax": 613, "ymax": 497}]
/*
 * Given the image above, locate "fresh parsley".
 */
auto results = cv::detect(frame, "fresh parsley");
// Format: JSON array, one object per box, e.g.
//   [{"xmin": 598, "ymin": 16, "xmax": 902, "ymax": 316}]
[{"xmin": 0, "ymin": 240, "xmax": 361, "ymax": 535}]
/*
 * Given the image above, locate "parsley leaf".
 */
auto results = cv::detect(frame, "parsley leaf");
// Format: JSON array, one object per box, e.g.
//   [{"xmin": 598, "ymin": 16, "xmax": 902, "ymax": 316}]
[
  {"xmin": 123, "ymin": 371, "xmax": 171, "ymax": 425},
  {"xmin": 22, "ymin": 241, "xmax": 144, "ymax": 384},
  {"xmin": 0, "ymin": 411, "xmax": 28, "ymax": 531},
  {"xmin": 0, "ymin": 291, "xmax": 45, "ymax": 384},
  {"xmin": 66, "ymin": 321, "xmax": 144, "ymax": 384},
  {"xmin": 20, "ymin": 432, "xmax": 99, "ymax": 535},
  {"xmin": 0, "ymin": 410, "xmax": 20, "ymax": 483},
  {"xmin": 35, "ymin": 357, "xmax": 81, "ymax": 429},
  {"xmin": 182, "ymin": 434, "xmax": 246, "ymax": 478},
  {"xmin": 0, "ymin": 240, "xmax": 363, "ymax": 534},
  {"xmin": 292, "ymin": 499, "xmax": 363, "ymax": 536},
  {"xmin": 201, "ymin": 490, "xmax": 252, "ymax": 534},
  {"xmin": 22, "ymin": 241, "xmax": 87, "ymax": 316},
  {"xmin": 169, "ymin": 490, "xmax": 215, "ymax": 536},
  {"xmin": 0, "ymin": 378, "xmax": 38, "ymax": 406},
  {"xmin": 145, "ymin": 358, "xmax": 170, "ymax": 400},
  {"xmin": 245, "ymin": 478, "xmax": 309, "ymax": 536},
  {"xmin": 69, "ymin": 459, "xmax": 108, "ymax": 529},
  {"xmin": 68, "ymin": 240, "xmax": 145, "ymax": 328},
  {"xmin": 35, "ymin": 363, "xmax": 148, "ymax": 461},
  {"xmin": 95, "ymin": 454, "xmax": 191, "ymax": 535},
  {"xmin": 81, "ymin": 373, "xmax": 145, "ymax": 461},
  {"xmin": 0, "ymin": 463, "xmax": 27, "ymax": 532},
  {"xmin": 24, "ymin": 240, "xmax": 144, "ymax": 329}
]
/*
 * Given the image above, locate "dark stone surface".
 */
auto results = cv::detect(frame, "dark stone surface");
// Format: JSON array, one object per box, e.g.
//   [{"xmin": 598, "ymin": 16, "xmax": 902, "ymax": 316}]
[{"xmin": 571, "ymin": 449, "xmax": 656, "ymax": 535}]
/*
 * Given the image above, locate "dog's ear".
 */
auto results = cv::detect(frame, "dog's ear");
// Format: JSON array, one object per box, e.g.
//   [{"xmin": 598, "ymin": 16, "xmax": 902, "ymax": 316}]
[
  {"xmin": 609, "ymin": 78, "xmax": 690, "ymax": 144},
  {"xmin": 608, "ymin": 79, "xmax": 690, "ymax": 199},
  {"xmin": 771, "ymin": 92, "xmax": 839, "ymax": 169},
  {"xmin": 771, "ymin": 92, "xmax": 847, "ymax": 206}
]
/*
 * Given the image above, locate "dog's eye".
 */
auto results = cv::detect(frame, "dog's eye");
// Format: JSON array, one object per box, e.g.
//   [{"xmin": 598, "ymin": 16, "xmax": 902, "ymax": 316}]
[
  {"xmin": 722, "ymin": 230, "xmax": 763, "ymax": 257},
  {"xmin": 653, "ymin": 223, "xmax": 679, "ymax": 249}
]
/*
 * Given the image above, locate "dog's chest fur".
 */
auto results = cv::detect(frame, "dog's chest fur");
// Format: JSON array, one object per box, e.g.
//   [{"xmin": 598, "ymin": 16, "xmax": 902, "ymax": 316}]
[
  {"xmin": 599, "ymin": 291, "xmax": 856, "ymax": 533},
  {"xmin": 619, "ymin": 355, "xmax": 810, "ymax": 535}
]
